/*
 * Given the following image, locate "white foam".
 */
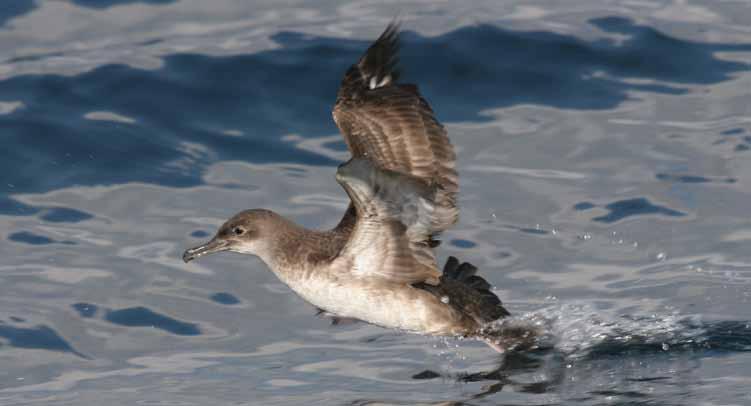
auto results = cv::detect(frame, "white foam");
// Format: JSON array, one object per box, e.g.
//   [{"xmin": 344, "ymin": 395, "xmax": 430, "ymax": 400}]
[{"xmin": 484, "ymin": 302, "xmax": 706, "ymax": 357}]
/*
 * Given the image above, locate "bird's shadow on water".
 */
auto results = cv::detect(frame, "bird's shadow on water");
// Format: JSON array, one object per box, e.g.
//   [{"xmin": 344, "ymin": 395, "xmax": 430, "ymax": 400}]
[
  {"xmin": 1, "ymin": 16, "xmax": 750, "ymax": 205},
  {"xmin": 402, "ymin": 319, "xmax": 751, "ymax": 404}
]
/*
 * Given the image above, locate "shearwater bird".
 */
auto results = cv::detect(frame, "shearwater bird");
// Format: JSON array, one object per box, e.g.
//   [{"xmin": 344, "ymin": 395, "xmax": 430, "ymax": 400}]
[{"xmin": 183, "ymin": 23, "xmax": 516, "ymax": 350}]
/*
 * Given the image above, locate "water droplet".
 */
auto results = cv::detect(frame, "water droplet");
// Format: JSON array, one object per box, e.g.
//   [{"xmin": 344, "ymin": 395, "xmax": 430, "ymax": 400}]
[
  {"xmin": 440, "ymin": 296, "xmax": 450, "ymax": 304},
  {"xmin": 662, "ymin": 342, "xmax": 669, "ymax": 351},
  {"xmin": 656, "ymin": 252, "xmax": 667, "ymax": 261}
]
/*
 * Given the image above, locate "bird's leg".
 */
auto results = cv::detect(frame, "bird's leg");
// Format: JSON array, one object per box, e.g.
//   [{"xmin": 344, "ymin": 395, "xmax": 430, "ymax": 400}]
[{"xmin": 315, "ymin": 308, "xmax": 361, "ymax": 326}]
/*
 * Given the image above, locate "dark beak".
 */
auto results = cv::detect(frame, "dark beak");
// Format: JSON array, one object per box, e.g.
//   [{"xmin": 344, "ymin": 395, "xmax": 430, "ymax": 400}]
[{"xmin": 183, "ymin": 238, "xmax": 230, "ymax": 263}]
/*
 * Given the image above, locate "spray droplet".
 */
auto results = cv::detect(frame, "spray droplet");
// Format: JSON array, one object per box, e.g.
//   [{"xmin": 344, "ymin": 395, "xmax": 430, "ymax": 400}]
[
  {"xmin": 662, "ymin": 342, "xmax": 669, "ymax": 351},
  {"xmin": 440, "ymin": 296, "xmax": 450, "ymax": 304}
]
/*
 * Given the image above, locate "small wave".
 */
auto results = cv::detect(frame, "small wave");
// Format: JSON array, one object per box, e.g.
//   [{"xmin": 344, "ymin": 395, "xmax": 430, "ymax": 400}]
[{"xmin": 479, "ymin": 302, "xmax": 751, "ymax": 357}]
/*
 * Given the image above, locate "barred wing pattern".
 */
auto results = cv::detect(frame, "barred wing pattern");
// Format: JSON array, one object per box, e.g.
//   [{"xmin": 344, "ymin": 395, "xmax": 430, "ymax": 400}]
[{"xmin": 332, "ymin": 23, "xmax": 459, "ymax": 236}]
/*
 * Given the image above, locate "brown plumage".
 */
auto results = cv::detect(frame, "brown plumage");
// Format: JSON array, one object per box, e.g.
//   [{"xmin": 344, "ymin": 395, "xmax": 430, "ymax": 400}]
[
  {"xmin": 183, "ymin": 23, "xmax": 513, "ymax": 349},
  {"xmin": 332, "ymin": 22, "xmax": 459, "ymax": 237}
]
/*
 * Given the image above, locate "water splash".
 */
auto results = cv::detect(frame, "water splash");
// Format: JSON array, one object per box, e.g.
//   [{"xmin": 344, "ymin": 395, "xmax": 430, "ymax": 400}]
[{"xmin": 482, "ymin": 302, "xmax": 708, "ymax": 357}]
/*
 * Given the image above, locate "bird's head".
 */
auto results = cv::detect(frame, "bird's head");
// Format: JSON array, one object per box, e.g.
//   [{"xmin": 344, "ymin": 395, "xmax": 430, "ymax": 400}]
[{"xmin": 182, "ymin": 209, "xmax": 281, "ymax": 263}]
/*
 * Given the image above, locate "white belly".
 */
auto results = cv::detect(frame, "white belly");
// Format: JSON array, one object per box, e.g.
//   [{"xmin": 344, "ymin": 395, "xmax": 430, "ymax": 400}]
[{"xmin": 288, "ymin": 274, "xmax": 451, "ymax": 334}]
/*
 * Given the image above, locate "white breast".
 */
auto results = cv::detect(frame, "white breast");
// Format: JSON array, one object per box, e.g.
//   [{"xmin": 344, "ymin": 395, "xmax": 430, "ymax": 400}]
[{"xmin": 284, "ymin": 271, "xmax": 442, "ymax": 334}]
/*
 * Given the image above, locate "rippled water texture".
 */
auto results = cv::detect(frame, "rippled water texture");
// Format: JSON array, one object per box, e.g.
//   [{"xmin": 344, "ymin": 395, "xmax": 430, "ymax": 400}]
[{"xmin": 2, "ymin": 1, "xmax": 751, "ymax": 405}]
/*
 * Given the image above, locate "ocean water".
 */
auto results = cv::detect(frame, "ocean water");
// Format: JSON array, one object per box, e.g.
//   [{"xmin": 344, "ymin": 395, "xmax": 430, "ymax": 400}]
[{"xmin": 2, "ymin": 1, "xmax": 751, "ymax": 405}]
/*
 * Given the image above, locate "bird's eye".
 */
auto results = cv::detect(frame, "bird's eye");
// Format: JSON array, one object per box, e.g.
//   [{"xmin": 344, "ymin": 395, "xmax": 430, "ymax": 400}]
[{"xmin": 232, "ymin": 227, "xmax": 245, "ymax": 236}]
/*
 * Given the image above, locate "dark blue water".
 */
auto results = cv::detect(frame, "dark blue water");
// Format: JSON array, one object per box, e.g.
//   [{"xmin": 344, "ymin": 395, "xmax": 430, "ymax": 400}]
[{"xmin": 2, "ymin": 2, "xmax": 751, "ymax": 405}]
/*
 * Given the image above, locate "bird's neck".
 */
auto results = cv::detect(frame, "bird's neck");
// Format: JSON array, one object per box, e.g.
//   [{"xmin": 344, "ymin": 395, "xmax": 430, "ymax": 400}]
[{"xmin": 257, "ymin": 212, "xmax": 354, "ymax": 283}]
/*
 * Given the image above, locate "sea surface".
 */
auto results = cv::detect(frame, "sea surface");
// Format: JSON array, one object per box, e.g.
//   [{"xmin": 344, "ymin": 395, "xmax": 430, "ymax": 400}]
[{"xmin": 2, "ymin": 1, "xmax": 751, "ymax": 405}]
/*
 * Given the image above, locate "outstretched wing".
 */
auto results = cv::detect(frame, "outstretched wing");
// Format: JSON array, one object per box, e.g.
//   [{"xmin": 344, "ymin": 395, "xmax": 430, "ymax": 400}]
[
  {"xmin": 332, "ymin": 22, "xmax": 458, "ymax": 234},
  {"xmin": 333, "ymin": 158, "xmax": 441, "ymax": 284}
]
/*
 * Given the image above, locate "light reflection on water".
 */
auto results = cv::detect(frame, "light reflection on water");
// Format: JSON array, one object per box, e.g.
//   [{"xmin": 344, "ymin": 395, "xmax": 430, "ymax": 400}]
[{"xmin": 1, "ymin": 1, "xmax": 751, "ymax": 405}]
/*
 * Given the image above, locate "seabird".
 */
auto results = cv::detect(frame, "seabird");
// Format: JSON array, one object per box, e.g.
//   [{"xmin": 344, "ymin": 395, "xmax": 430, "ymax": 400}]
[{"xmin": 183, "ymin": 23, "xmax": 514, "ymax": 350}]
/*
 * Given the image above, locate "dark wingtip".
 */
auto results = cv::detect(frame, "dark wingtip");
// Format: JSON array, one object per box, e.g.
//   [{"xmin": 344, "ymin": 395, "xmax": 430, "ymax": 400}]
[
  {"xmin": 359, "ymin": 21, "xmax": 401, "ymax": 83},
  {"xmin": 339, "ymin": 21, "xmax": 402, "ymax": 96},
  {"xmin": 439, "ymin": 257, "xmax": 511, "ymax": 322},
  {"xmin": 442, "ymin": 258, "xmax": 478, "ymax": 281},
  {"xmin": 443, "ymin": 256, "xmax": 461, "ymax": 276},
  {"xmin": 366, "ymin": 20, "xmax": 400, "ymax": 66},
  {"xmin": 456, "ymin": 262, "xmax": 478, "ymax": 281}
]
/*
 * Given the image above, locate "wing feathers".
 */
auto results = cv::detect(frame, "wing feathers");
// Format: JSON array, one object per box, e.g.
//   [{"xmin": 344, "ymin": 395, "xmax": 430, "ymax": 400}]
[
  {"xmin": 330, "ymin": 23, "xmax": 461, "ymax": 285},
  {"xmin": 333, "ymin": 24, "xmax": 459, "ymax": 235},
  {"xmin": 338, "ymin": 22, "xmax": 400, "ymax": 97},
  {"xmin": 335, "ymin": 158, "xmax": 441, "ymax": 284}
]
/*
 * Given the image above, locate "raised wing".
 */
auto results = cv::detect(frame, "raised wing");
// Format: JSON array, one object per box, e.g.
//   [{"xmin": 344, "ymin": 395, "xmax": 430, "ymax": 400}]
[
  {"xmin": 333, "ymin": 158, "xmax": 441, "ymax": 284},
  {"xmin": 332, "ymin": 22, "xmax": 459, "ymax": 235}
]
